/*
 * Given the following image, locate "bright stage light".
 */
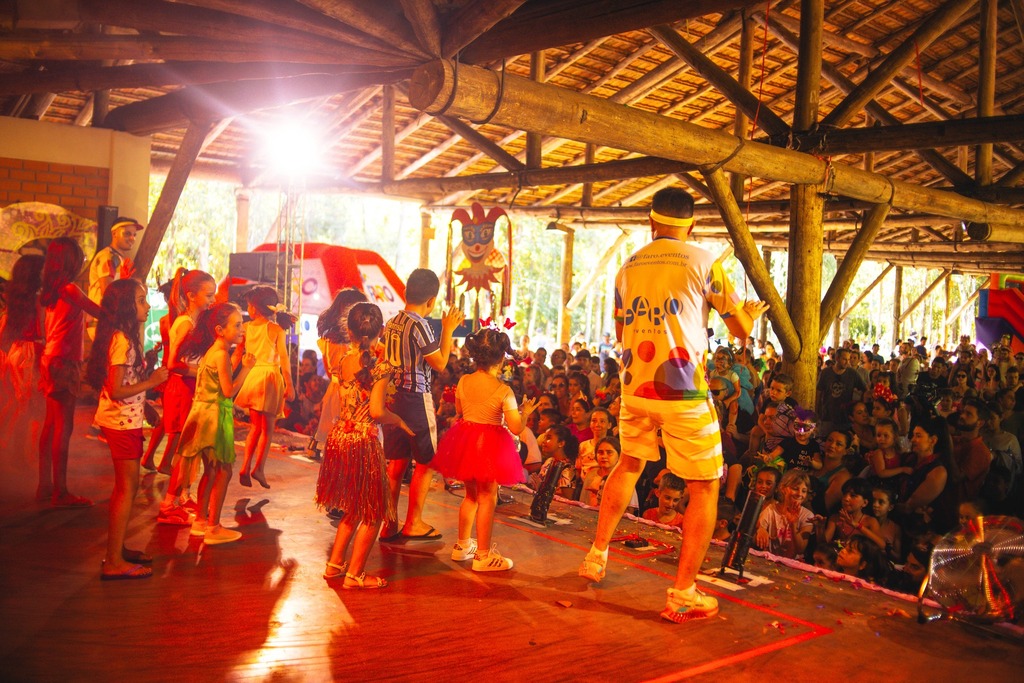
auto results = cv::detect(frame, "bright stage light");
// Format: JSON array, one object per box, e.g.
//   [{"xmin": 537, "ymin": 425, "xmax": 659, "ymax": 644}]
[{"xmin": 260, "ymin": 120, "xmax": 326, "ymax": 182}]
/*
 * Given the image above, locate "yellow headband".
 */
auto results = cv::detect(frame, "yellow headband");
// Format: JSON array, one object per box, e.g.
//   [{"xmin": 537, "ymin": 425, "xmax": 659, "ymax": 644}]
[{"xmin": 649, "ymin": 210, "xmax": 694, "ymax": 228}]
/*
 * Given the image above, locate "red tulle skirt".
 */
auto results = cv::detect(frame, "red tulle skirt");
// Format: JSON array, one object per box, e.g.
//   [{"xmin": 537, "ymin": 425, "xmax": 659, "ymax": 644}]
[{"xmin": 432, "ymin": 420, "xmax": 525, "ymax": 486}]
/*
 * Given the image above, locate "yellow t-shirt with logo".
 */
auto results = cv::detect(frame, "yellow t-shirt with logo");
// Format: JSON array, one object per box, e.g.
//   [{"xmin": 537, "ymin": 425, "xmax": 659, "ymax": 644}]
[{"xmin": 614, "ymin": 237, "xmax": 741, "ymax": 401}]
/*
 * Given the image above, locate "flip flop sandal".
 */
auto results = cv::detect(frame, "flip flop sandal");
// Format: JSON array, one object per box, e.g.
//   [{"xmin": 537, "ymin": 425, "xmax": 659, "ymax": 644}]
[
  {"xmin": 100, "ymin": 562, "xmax": 153, "ymax": 581},
  {"xmin": 343, "ymin": 572, "xmax": 387, "ymax": 590},
  {"xmin": 122, "ymin": 549, "xmax": 153, "ymax": 565}
]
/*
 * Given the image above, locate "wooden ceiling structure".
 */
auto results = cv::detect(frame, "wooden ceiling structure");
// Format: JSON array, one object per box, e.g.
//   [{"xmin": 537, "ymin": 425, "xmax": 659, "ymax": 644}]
[{"xmin": 2, "ymin": 0, "xmax": 1024, "ymax": 398}]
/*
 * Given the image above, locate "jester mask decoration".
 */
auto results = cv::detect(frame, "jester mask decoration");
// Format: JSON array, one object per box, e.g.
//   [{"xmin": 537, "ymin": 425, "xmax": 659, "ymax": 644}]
[{"xmin": 449, "ymin": 203, "xmax": 511, "ymax": 308}]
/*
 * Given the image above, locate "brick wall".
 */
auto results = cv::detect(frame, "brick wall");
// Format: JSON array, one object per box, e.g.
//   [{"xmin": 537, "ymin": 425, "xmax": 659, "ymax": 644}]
[{"xmin": 0, "ymin": 156, "xmax": 110, "ymax": 215}]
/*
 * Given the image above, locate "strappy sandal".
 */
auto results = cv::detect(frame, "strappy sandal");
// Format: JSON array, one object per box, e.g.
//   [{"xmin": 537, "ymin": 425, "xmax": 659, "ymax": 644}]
[
  {"xmin": 323, "ymin": 561, "xmax": 348, "ymax": 581},
  {"xmin": 343, "ymin": 572, "xmax": 387, "ymax": 590}
]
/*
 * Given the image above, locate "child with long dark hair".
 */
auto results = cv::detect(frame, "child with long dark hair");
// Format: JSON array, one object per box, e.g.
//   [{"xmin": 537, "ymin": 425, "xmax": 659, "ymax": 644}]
[
  {"xmin": 158, "ymin": 267, "xmax": 216, "ymax": 524},
  {"xmin": 234, "ymin": 285, "xmax": 295, "ymax": 488},
  {"xmin": 316, "ymin": 302, "xmax": 410, "ymax": 588},
  {"xmin": 0, "ymin": 254, "xmax": 46, "ymax": 471},
  {"xmin": 431, "ymin": 328, "xmax": 537, "ymax": 572},
  {"xmin": 85, "ymin": 279, "xmax": 169, "ymax": 579},
  {"xmin": 311, "ymin": 287, "xmax": 367, "ymax": 459},
  {"xmin": 39, "ymin": 237, "xmax": 103, "ymax": 507},
  {"xmin": 177, "ymin": 302, "xmax": 255, "ymax": 545}
]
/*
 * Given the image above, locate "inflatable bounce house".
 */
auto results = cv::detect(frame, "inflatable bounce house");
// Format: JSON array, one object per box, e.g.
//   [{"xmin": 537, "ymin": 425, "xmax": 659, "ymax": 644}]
[
  {"xmin": 976, "ymin": 273, "xmax": 1024, "ymax": 354},
  {"xmin": 221, "ymin": 242, "xmax": 406, "ymax": 354}
]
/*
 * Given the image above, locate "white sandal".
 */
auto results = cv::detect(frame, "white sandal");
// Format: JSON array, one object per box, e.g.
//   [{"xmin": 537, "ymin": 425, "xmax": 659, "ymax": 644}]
[
  {"xmin": 323, "ymin": 561, "xmax": 348, "ymax": 580},
  {"xmin": 343, "ymin": 571, "xmax": 388, "ymax": 590}
]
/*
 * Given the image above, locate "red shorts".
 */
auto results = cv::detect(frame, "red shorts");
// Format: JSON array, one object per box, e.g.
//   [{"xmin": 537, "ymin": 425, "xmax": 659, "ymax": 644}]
[{"xmin": 101, "ymin": 427, "xmax": 144, "ymax": 461}]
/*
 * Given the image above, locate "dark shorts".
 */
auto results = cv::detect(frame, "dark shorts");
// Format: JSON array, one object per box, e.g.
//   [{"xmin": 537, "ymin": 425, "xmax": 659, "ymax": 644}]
[
  {"xmin": 101, "ymin": 427, "xmax": 144, "ymax": 461},
  {"xmin": 40, "ymin": 355, "xmax": 82, "ymax": 397},
  {"xmin": 382, "ymin": 390, "xmax": 438, "ymax": 465}
]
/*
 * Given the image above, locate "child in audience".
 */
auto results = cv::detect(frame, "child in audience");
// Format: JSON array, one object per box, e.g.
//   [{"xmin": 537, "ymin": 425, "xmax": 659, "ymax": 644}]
[
  {"xmin": 86, "ymin": 280, "xmax": 169, "ymax": 579},
  {"xmin": 836, "ymin": 534, "xmax": 889, "ymax": 583},
  {"xmin": 39, "ymin": 237, "xmax": 103, "ymax": 507},
  {"xmin": 812, "ymin": 544, "xmax": 838, "ymax": 571},
  {"xmin": 821, "ymin": 478, "xmax": 885, "ymax": 548},
  {"xmin": 867, "ymin": 417, "xmax": 912, "ymax": 481},
  {"xmin": 871, "ymin": 486, "xmax": 902, "ymax": 562},
  {"xmin": 642, "ymin": 472, "xmax": 686, "ymax": 527},
  {"xmin": 575, "ymin": 406, "xmax": 613, "ymax": 482},
  {"xmin": 536, "ymin": 424, "xmax": 579, "ymax": 499},
  {"xmin": 764, "ymin": 409, "xmax": 821, "ymax": 472},
  {"xmin": 581, "ymin": 436, "xmax": 621, "ymax": 506},
  {"xmin": 755, "ymin": 470, "xmax": 816, "ymax": 559},
  {"xmin": 177, "ymin": 303, "xmax": 256, "ymax": 545}
]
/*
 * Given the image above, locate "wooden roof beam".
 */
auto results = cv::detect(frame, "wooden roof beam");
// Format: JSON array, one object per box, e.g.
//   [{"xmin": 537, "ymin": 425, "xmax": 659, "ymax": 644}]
[
  {"xmin": 408, "ymin": 60, "xmax": 1024, "ymax": 231},
  {"xmin": 292, "ymin": 0, "xmax": 428, "ymax": 59},
  {"xmin": 104, "ymin": 71, "xmax": 408, "ymax": 135},
  {"xmin": 441, "ymin": 0, "xmax": 529, "ymax": 60},
  {"xmin": 459, "ymin": 0, "xmax": 764, "ymax": 64},
  {"xmin": 650, "ymin": 24, "xmax": 790, "ymax": 137},
  {"xmin": 822, "ymin": 0, "xmax": 977, "ymax": 128},
  {"xmin": 0, "ymin": 33, "xmax": 403, "ymax": 66},
  {"xmin": 399, "ymin": 0, "xmax": 442, "ymax": 58}
]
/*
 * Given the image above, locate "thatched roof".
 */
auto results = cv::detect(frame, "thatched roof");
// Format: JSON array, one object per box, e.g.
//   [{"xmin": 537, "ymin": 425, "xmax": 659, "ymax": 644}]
[{"xmin": 1, "ymin": 0, "xmax": 1023, "ymax": 273}]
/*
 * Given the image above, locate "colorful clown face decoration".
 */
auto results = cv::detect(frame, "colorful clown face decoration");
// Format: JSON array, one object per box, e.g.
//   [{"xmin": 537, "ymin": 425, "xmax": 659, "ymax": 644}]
[{"xmin": 450, "ymin": 202, "xmax": 510, "ymax": 295}]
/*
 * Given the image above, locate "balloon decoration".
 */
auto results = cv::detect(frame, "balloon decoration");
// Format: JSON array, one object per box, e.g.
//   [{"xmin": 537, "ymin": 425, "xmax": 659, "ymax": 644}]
[
  {"xmin": 0, "ymin": 202, "xmax": 97, "ymax": 280},
  {"xmin": 445, "ymin": 202, "xmax": 512, "ymax": 328}
]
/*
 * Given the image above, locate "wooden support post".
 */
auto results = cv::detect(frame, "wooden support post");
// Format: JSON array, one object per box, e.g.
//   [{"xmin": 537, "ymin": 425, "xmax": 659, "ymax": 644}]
[
  {"xmin": 582, "ymin": 143, "xmax": 596, "ymax": 207},
  {"xmin": 891, "ymin": 266, "xmax": 904, "ymax": 349},
  {"xmin": 731, "ymin": 12, "xmax": 755, "ymax": 202},
  {"xmin": 785, "ymin": 0, "xmax": 824, "ymax": 409},
  {"xmin": 559, "ymin": 227, "xmax": 575, "ymax": 345},
  {"xmin": 135, "ymin": 119, "xmax": 215, "ymax": 281},
  {"xmin": 943, "ymin": 274, "xmax": 953, "ymax": 348},
  {"xmin": 419, "ymin": 212, "xmax": 434, "ymax": 269},
  {"xmin": 381, "ymin": 84, "xmax": 395, "ymax": 182},
  {"xmin": 759, "ymin": 247, "xmax": 771, "ymax": 344},
  {"xmin": 819, "ymin": 203, "xmax": 890, "ymax": 342},
  {"xmin": 977, "ymin": 0, "xmax": 997, "ymax": 185},
  {"xmin": 527, "ymin": 51, "xmax": 544, "ymax": 169},
  {"xmin": 235, "ymin": 188, "xmax": 250, "ymax": 253},
  {"xmin": 702, "ymin": 167, "xmax": 801, "ymax": 357},
  {"xmin": 831, "ymin": 260, "xmax": 842, "ymax": 350},
  {"xmin": 899, "ymin": 269, "xmax": 951, "ymax": 325},
  {"xmin": 566, "ymin": 231, "xmax": 630, "ymax": 310},
  {"xmin": 407, "ymin": 59, "xmax": 1024, "ymax": 227}
]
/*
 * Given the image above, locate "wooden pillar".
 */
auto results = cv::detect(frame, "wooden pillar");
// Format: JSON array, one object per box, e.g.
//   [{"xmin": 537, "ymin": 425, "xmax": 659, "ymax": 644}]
[
  {"xmin": 943, "ymin": 274, "xmax": 953, "ymax": 348},
  {"xmin": 419, "ymin": 212, "xmax": 434, "ymax": 269},
  {"xmin": 977, "ymin": 0, "xmax": 998, "ymax": 185},
  {"xmin": 582, "ymin": 143, "xmax": 596, "ymax": 207},
  {"xmin": 831, "ymin": 258, "xmax": 842, "ymax": 349},
  {"xmin": 234, "ymin": 188, "xmax": 250, "ymax": 253},
  {"xmin": 759, "ymin": 247, "xmax": 771, "ymax": 344},
  {"xmin": 136, "ymin": 118, "xmax": 215, "ymax": 282},
  {"xmin": 731, "ymin": 11, "xmax": 755, "ymax": 201},
  {"xmin": 526, "ymin": 51, "xmax": 544, "ymax": 169},
  {"xmin": 559, "ymin": 227, "xmax": 575, "ymax": 345},
  {"xmin": 892, "ymin": 266, "xmax": 903, "ymax": 349},
  {"xmin": 382, "ymin": 84, "xmax": 396, "ymax": 182},
  {"xmin": 785, "ymin": 0, "xmax": 824, "ymax": 409}
]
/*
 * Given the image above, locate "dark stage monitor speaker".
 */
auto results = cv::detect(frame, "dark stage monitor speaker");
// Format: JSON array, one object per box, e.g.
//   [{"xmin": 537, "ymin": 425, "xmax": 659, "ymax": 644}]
[
  {"xmin": 97, "ymin": 205, "xmax": 118, "ymax": 251},
  {"xmin": 229, "ymin": 252, "xmax": 286, "ymax": 284}
]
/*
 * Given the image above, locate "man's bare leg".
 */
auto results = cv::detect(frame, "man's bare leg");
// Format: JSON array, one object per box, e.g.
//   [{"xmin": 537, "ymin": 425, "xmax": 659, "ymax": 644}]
[
  {"xmin": 400, "ymin": 464, "xmax": 437, "ymax": 537},
  {"xmin": 580, "ymin": 455, "xmax": 644, "ymax": 580},
  {"xmin": 673, "ymin": 478, "xmax": 718, "ymax": 590}
]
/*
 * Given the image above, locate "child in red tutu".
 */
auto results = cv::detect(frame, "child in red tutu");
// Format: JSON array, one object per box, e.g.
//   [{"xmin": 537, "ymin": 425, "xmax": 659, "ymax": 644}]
[{"xmin": 432, "ymin": 327, "xmax": 537, "ymax": 572}]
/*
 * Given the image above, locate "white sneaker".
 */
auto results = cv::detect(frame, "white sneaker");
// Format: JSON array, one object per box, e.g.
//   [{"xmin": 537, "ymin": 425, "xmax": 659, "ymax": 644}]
[
  {"xmin": 190, "ymin": 519, "xmax": 208, "ymax": 537},
  {"xmin": 578, "ymin": 552, "xmax": 607, "ymax": 582},
  {"xmin": 661, "ymin": 586, "xmax": 719, "ymax": 623},
  {"xmin": 451, "ymin": 539, "xmax": 478, "ymax": 561},
  {"xmin": 472, "ymin": 545, "xmax": 513, "ymax": 572}
]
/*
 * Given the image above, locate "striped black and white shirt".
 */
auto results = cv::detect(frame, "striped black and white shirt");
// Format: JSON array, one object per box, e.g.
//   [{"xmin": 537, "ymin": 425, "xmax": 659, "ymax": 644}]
[{"xmin": 382, "ymin": 310, "xmax": 439, "ymax": 394}]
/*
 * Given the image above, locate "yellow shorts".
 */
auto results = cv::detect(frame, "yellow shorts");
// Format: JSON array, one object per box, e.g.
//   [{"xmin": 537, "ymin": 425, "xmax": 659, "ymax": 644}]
[{"xmin": 619, "ymin": 395, "xmax": 724, "ymax": 481}]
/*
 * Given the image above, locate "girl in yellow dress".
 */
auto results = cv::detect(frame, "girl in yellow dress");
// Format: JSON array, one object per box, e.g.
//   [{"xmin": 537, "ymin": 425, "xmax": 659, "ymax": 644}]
[{"xmin": 235, "ymin": 286, "xmax": 295, "ymax": 489}]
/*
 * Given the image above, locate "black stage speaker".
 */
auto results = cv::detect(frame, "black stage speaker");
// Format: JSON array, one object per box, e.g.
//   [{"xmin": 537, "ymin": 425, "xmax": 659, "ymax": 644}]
[
  {"xmin": 97, "ymin": 205, "xmax": 118, "ymax": 251},
  {"xmin": 229, "ymin": 252, "xmax": 286, "ymax": 284}
]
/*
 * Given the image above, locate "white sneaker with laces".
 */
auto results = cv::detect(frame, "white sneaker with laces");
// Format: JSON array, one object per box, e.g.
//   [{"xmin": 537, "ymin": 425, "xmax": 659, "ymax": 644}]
[
  {"xmin": 451, "ymin": 539, "xmax": 478, "ymax": 561},
  {"xmin": 472, "ymin": 545, "xmax": 513, "ymax": 572}
]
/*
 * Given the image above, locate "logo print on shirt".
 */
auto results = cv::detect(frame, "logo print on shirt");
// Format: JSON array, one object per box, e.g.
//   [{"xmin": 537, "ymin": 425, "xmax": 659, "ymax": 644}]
[{"xmin": 623, "ymin": 296, "xmax": 683, "ymax": 327}]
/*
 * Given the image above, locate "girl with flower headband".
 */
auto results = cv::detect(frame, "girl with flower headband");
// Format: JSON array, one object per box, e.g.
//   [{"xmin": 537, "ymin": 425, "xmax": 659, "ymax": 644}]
[{"xmin": 234, "ymin": 285, "xmax": 296, "ymax": 489}]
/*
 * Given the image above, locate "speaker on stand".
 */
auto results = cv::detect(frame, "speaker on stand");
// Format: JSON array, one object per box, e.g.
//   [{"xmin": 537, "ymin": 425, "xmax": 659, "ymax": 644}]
[{"xmin": 96, "ymin": 205, "xmax": 119, "ymax": 252}]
